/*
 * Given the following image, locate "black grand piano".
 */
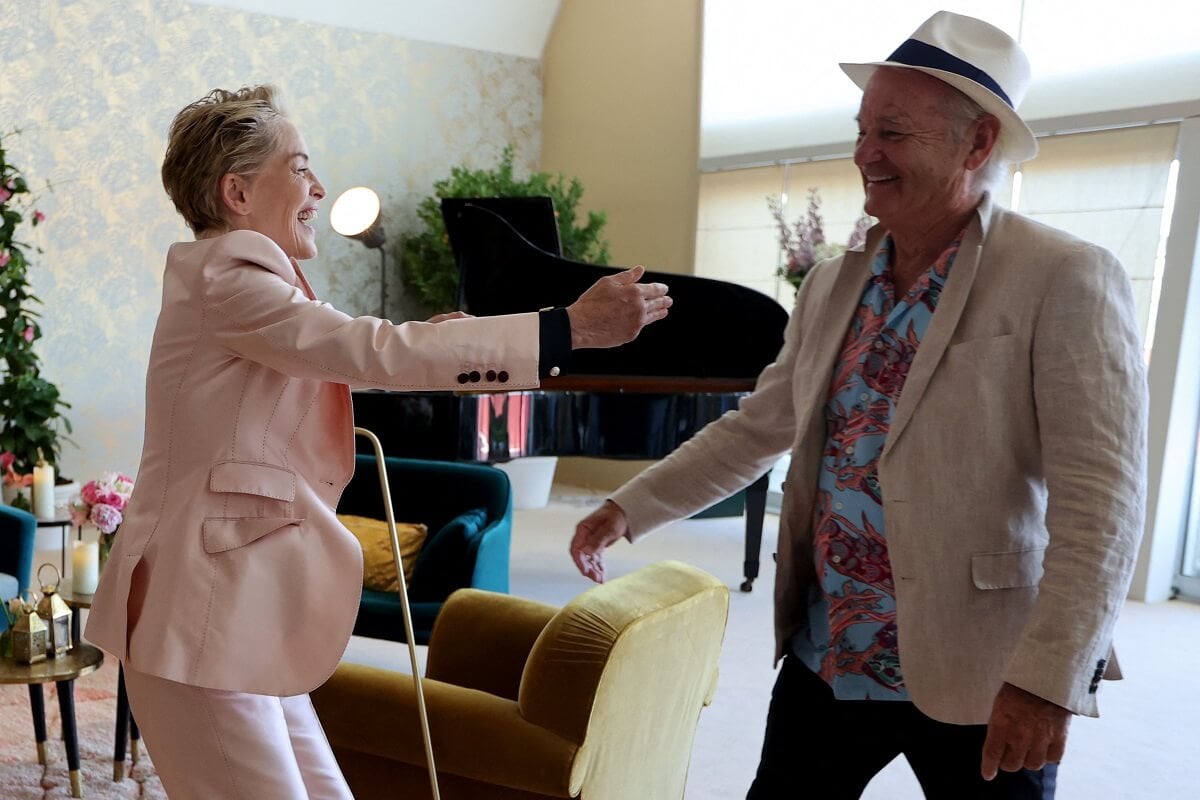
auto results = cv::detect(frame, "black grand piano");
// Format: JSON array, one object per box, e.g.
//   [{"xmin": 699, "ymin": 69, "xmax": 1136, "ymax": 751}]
[{"xmin": 352, "ymin": 197, "xmax": 789, "ymax": 590}]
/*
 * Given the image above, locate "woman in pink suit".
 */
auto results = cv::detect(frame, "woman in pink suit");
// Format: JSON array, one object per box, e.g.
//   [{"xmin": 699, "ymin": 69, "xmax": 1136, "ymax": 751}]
[{"xmin": 85, "ymin": 85, "xmax": 671, "ymax": 799}]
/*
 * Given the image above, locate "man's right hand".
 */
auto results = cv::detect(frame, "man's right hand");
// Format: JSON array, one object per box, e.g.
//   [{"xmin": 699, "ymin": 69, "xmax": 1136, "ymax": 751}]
[
  {"xmin": 570, "ymin": 500, "xmax": 631, "ymax": 583},
  {"xmin": 566, "ymin": 266, "xmax": 671, "ymax": 349}
]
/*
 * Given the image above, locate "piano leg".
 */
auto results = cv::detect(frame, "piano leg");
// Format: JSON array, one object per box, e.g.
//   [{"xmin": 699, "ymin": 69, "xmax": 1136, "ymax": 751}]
[{"xmin": 741, "ymin": 473, "xmax": 770, "ymax": 592}]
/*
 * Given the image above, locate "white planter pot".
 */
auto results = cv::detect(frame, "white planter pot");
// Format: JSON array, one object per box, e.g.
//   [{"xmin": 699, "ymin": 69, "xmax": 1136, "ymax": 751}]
[{"xmin": 494, "ymin": 456, "xmax": 558, "ymax": 510}]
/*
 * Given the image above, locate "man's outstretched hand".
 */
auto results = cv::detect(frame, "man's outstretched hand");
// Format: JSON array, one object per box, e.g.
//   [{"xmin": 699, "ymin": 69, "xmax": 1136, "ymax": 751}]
[
  {"xmin": 570, "ymin": 500, "xmax": 631, "ymax": 583},
  {"xmin": 566, "ymin": 266, "xmax": 671, "ymax": 349}
]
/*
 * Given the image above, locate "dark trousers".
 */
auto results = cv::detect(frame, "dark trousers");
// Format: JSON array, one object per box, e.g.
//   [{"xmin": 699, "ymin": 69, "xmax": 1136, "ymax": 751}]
[{"xmin": 746, "ymin": 656, "xmax": 1057, "ymax": 800}]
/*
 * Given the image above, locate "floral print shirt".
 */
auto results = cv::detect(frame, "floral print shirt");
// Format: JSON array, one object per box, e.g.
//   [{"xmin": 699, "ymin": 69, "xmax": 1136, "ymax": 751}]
[{"xmin": 791, "ymin": 230, "xmax": 964, "ymax": 700}]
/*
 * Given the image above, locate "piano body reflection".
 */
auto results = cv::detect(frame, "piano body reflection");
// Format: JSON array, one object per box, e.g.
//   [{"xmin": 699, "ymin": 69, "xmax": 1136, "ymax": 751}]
[{"xmin": 352, "ymin": 197, "xmax": 789, "ymax": 590}]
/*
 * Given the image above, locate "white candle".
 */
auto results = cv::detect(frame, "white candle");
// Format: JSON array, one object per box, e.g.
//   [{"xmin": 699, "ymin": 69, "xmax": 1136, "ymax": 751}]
[
  {"xmin": 32, "ymin": 461, "xmax": 55, "ymax": 520},
  {"xmin": 72, "ymin": 540, "xmax": 99, "ymax": 594}
]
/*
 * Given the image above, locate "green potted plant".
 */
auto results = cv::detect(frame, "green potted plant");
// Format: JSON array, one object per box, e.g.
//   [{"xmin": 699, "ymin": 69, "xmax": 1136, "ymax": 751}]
[
  {"xmin": 401, "ymin": 145, "xmax": 611, "ymax": 313},
  {"xmin": 0, "ymin": 130, "xmax": 72, "ymax": 510}
]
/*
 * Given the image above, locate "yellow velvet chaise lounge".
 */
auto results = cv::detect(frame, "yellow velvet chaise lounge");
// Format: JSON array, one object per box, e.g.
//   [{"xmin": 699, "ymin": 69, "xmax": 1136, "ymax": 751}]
[{"xmin": 312, "ymin": 560, "xmax": 731, "ymax": 799}]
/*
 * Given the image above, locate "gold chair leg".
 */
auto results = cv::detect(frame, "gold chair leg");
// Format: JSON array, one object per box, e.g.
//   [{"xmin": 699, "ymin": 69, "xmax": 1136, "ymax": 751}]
[
  {"xmin": 69, "ymin": 769, "xmax": 82, "ymax": 797},
  {"xmin": 113, "ymin": 760, "xmax": 126, "ymax": 781},
  {"xmin": 36, "ymin": 740, "xmax": 47, "ymax": 765},
  {"xmin": 131, "ymin": 737, "xmax": 140, "ymax": 763}
]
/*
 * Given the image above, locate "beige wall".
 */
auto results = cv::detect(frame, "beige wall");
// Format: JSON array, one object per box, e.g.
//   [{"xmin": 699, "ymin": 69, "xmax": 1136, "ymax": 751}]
[
  {"xmin": 1, "ymin": 0, "xmax": 541, "ymax": 484},
  {"xmin": 540, "ymin": 0, "xmax": 702, "ymax": 277}
]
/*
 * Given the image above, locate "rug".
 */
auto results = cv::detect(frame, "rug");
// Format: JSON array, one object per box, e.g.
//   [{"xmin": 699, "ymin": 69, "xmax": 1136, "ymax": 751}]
[{"xmin": 0, "ymin": 659, "xmax": 164, "ymax": 799}]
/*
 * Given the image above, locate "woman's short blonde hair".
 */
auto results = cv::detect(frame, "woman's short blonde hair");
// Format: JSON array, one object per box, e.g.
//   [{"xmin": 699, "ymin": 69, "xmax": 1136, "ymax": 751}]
[{"xmin": 161, "ymin": 85, "xmax": 287, "ymax": 233}]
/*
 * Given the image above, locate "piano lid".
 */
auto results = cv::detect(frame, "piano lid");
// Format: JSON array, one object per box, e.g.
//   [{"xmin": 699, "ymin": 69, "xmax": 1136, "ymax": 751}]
[{"xmin": 441, "ymin": 197, "xmax": 788, "ymax": 381}]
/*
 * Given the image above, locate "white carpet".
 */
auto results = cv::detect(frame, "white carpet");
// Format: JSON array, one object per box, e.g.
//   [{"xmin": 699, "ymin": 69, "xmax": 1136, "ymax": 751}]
[{"xmin": 343, "ymin": 487, "xmax": 1200, "ymax": 800}]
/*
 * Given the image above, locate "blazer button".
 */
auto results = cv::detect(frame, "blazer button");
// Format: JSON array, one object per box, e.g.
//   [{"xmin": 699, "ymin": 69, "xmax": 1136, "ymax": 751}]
[
  {"xmin": 469, "ymin": 370, "xmax": 481, "ymax": 382},
  {"xmin": 549, "ymin": 366, "xmax": 561, "ymax": 377},
  {"xmin": 497, "ymin": 371, "xmax": 509, "ymax": 383},
  {"xmin": 457, "ymin": 372, "xmax": 469, "ymax": 384},
  {"xmin": 486, "ymin": 370, "xmax": 497, "ymax": 382}
]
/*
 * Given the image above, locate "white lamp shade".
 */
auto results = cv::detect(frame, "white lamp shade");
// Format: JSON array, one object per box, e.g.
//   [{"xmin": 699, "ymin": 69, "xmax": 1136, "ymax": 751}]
[{"xmin": 330, "ymin": 186, "xmax": 382, "ymax": 238}]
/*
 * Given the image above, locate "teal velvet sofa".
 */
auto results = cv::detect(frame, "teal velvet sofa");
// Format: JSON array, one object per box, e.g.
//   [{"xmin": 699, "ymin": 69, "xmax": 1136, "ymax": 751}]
[
  {"xmin": 338, "ymin": 455, "xmax": 513, "ymax": 645},
  {"xmin": 0, "ymin": 504, "xmax": 37, "ymax": 632}
]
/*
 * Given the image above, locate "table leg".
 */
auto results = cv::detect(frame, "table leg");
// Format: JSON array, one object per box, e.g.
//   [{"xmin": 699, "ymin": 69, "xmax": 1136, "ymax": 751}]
[
  {"xmin": 28, "ymin": 684, "xmax": 47, "ymax": 765},
  {"xmin": 56, "ymin": 679, "xmax": 82, "ymax": 798},
  {"xmin": 114, "ymin": 663, "xmax": 130, "ymax": 781},
  {"xmin": 130, "ymin": 712, "xmax": 141, "ymax": 764},
  {"xmin": 72, "ymin": 610, "xmax": 81, "ymax": 646},
  {"xmin": 741, "ymin": 473, "xmax": 770, "ymax": 592}
]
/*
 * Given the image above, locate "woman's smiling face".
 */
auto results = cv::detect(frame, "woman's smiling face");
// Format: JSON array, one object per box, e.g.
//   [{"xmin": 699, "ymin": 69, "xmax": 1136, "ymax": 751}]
[{"xmin": 233, "ymin": 120, "xmax": 325, "ymax": 260}]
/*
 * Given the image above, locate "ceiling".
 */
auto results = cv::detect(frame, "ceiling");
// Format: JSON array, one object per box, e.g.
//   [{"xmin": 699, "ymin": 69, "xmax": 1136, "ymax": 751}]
[{"xmin": 186, "ymin": 0, "xmax": 562, "ymax": 59}]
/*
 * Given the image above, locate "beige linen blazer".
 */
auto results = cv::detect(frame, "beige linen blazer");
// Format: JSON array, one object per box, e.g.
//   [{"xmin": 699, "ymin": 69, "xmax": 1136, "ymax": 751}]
[
  {"xmin": 611, "ymin": 196, "xmax": 1147, "ymax": 724},
  {"xmin": 86, "ymin": 230, "xmax": 543, "ymax": 696}
]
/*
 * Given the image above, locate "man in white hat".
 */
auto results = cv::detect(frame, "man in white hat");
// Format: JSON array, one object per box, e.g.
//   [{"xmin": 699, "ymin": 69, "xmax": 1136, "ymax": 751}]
[{"xmin": 570, "ymin": 10, "xmax": 1147, "ymax": 799}]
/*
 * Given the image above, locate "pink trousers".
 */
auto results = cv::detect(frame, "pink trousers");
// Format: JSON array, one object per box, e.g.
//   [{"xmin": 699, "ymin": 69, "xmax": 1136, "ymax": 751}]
[{"xmin": 123, "ymin": 664, "xmax": 354, "ymax": 799}]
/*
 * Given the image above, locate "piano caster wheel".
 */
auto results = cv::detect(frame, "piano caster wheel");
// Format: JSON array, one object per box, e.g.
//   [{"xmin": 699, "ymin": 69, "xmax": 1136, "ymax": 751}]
[{"xmin": 740, "ymin": 579, "xmax": 754, "ymax": 592}]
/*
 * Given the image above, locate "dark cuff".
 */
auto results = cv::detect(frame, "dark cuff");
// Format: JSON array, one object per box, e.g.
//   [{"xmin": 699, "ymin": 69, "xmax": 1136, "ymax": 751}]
[{"xmin": 538, "ymin": 307, "xmax": 572, "ymax": 379}]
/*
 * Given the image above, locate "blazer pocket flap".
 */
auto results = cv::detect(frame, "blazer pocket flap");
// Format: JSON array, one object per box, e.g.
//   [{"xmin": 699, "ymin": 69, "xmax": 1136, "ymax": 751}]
[
  {"xmin": 203, "ymin": 517, "xmax": 303, "ymax": 554},
  {"xmin": 210, "ymin": 461, "xmax": 296, "ymax": 501},
  {"xmin": 971, "ymin": 547, "xmax": 1045, "ymax": 589}
]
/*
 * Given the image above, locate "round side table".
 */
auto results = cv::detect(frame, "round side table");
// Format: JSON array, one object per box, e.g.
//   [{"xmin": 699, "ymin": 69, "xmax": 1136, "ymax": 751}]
[
  {"xmin": 61, "ymin": 582, "xmax": 142, "ymax": 781},
  {"xmin": 0, "ymin": 643, "xmax": 103, "ymax": 798}
]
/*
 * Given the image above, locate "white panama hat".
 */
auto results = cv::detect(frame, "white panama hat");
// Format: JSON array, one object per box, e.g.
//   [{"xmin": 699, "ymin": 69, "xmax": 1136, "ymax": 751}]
[{"xmin": 840, "ymin": 10, "xmax": 1038, "ymax": 162}]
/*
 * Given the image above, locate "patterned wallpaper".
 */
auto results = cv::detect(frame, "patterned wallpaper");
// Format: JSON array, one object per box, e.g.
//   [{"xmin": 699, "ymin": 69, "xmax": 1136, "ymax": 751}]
[{"xmin": 0, "ymin": 0, "xmax": 542, "ymax": 483}]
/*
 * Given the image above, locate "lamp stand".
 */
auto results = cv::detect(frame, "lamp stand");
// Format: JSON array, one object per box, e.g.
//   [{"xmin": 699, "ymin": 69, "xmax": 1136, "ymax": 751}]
[{"xmin": 378, "ymin": 247, "xmax": 387, "ymax": 319}]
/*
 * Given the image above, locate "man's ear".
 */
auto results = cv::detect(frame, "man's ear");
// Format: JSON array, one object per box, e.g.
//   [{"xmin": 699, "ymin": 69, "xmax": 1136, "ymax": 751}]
[
  {"xmin": 218, "ymin": 173, "xmax": 253, "ymax": 218},
  {"xmin": 964, "ymin": 114, "xmax": 1001, "ymax": 171}
]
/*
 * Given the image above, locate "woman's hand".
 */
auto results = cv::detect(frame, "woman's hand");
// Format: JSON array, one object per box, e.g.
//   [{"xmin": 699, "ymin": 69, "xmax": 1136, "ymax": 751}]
[{"xmin": 566, "ymin": 266, "xmax": 671, "ymax": 349}]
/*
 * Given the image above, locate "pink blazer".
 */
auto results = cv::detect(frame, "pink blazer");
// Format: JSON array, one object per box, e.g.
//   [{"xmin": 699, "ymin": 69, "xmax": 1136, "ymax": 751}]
[
  {"xmin": 86, "ymin": 230, "xmax": 542, "ymax": 695},
  {"xmin": 611, "ymin": 195, "xmax": 1147, "ymax": 724}
]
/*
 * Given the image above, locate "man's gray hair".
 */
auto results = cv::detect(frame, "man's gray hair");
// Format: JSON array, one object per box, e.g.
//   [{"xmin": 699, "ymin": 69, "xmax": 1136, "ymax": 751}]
[{"xmin": 939, "ymin": 85, "xmax": 1010, "ymax": 194}]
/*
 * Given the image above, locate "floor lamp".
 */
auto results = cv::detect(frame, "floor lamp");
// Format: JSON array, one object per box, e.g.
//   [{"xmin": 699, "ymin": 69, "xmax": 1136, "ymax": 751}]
[{"xmin": 330, "ymin": 186, "xmax": 388, "ymax": 317}]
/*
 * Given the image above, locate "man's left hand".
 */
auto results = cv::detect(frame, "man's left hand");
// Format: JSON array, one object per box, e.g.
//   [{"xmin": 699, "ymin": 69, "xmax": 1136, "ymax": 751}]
[{"xmin": 981, "ymin": 682, "xmax": 1072, "ymax": 780}]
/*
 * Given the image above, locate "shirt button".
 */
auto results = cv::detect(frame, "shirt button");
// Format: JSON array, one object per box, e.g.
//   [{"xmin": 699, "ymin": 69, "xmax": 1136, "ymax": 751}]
[
  {"xmin": 845, "ymin": 445, "xmax": 855, "ymax": 455},
  {"xmin": 860, "ymin": 393, "xmax": 870, "ymax": 402},
  {"xmin": 874, "ymin": 341, "xmax": 884, "ymax": 349},
  {"xmin": 497, "ymin": 371, "xmax": 509, "ymax": 383},
  {"xmin": 831, "ymin": 555, "xmax": 842, "ymax": 564},
  {"xmin": 469, "ymin": 371, "xmax": 481, "ymax": 382},
  {"xmin": 457, "ymin": 372, "xmax": 469, "ymax": 384},
  {"xmin": 834, "ymin": 502, "xmax": 844, "ymax": 510},
  {"xmin": 486, "ymin": 370, "xmax": 497, "ymax": 381},
  {"xmin": 549, "ymin": 366, "xmax": 561, "ymax": 377}
]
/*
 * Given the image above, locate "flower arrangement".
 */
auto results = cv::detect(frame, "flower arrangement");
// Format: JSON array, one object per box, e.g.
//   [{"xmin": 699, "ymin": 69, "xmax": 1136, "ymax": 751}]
[
  {"xmin": 769, "ymin": 188, "xmax": 873, "ymax": 292},
  {"xmin": 0, "ymin": 130, "xmax": 72, "ymax": 474},
  {"xmin": 69, "ymin": 472, "xmax": 134, "ymax": 569},
  {"xmin": 1, "ymin": 451, "xmax": 34, "ymax": 509},
  {"xmin": 69, "ymin": 472, "xmax": 134, "ymax": 533}
]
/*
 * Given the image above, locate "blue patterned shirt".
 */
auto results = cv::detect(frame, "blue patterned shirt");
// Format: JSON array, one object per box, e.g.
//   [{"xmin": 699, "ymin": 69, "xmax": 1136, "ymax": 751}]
[{"xmin": 791, "ymin": 231, "xmax": 964, "ymax": 699}]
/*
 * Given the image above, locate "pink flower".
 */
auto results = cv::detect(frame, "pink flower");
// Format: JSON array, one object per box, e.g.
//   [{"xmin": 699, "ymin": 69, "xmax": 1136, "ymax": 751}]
[
  {"xmin": 0, "ymin": 251, "xmax": 9, "ymax": 268},
  {"xmin": 0, "ymin": 453, "xmax": 13, "ymax": 472},
  {"xmin": 33, "ymin": 210, "xmax": 45, "ymax": 224},
  {"xmin": 95, "ymin": 490, "xmax": 126, "ymax": 511},
  {"xmin": 0, "ymin": 187, "xmax": 11, "ymax": 204},
  {"xmin": 90, "ymin": 503, "xmax": 123, "ymax": 535},
  {"xmin": 69, "ymin": 500, "xmax": 90, "ymax": 527},
  {"xmin": 80, "ymin": 480, "xmax": 102, "ymax": 505},
  {"xmin": 22, "ymin": 326, "xmax": 33, "ymax": 343}
]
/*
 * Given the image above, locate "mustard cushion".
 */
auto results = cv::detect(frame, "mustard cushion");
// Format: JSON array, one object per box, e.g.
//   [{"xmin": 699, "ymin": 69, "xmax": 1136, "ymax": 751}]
[{"xmin": 337, "ymin": 514, "xmax": 427, "ymax": 593}]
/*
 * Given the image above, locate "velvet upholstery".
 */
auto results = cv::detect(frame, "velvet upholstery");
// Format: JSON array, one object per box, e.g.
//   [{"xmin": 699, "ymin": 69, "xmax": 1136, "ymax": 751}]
[
  {"xmin": 0, "ymin": 505, "xmax": 37, "ymax": 633},
  {"xmin": 312, "ymin": 560, "xmax": 731, "ymax": 799},
  {"xmin": 339, "ymin": 455, "xmax": 513, "ymax": 644}
]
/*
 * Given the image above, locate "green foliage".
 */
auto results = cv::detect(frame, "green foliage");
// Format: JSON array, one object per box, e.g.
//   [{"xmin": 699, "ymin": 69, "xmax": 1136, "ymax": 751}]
[
  {"xmin": 0, "ymin": 131, "xmax": 71, "ymax": 474},
  {"xmin": 401, "ymin": 145, "xmax": 611, "ymax": 312}
]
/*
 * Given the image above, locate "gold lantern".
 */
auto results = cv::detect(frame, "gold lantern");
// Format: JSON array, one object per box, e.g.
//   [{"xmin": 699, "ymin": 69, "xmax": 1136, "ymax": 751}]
[
  {"xmin": 12, "ymin": 591, "xmax": 48, "ymax": 665},
  {"xmin": 36, "ymin": 564, "xmax": 73, "ymax": 658}
]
